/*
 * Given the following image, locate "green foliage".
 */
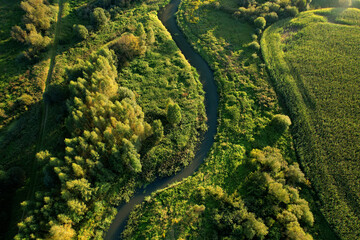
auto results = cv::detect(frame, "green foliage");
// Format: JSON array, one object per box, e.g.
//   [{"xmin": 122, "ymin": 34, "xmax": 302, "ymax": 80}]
[
  {"xmin": 231, "ymin": 0, "xmax": 305, "ymax": 25},
  {"xmin": 152, "ymin": 120, "xmax": 164, "ymax": 143},
  {"xmin": 286, "ymin": 6, "xmax": 299, "ymax": 17},
  {"xmin": 261, "ymin": 9, "xmax": 360, "ymax": 239},
  {"xmin": 91, "ymin": 7, "xmax": 109, "ymax": 30},
  {"xmin": 111, "ymin": 33, "xmax": 146, "ymax": 63},
  {"xmin": 49, "ymin": 224, "xmax": 76, "ymax": 240},
  {"xmin": 249, "ymin": 41, "xmax": 261, "ymax": 51},
  {"xmin": 122, "ymin": 0, "xmax": 331, "ymax": 239},
  {"xmin": 270, "ymin": 114, "xmax": 291, "ymax": 133},
  {"xmin": 11, "ymin": 0, "xmax": 55, "ymax": 54},
  {"xmin": 254, "ymin": 16, "xmax": 266, "ymax": 29},
  {"xmin": 73, "ymin": 24, "xmax": 89, "ymax": 40},
  {"xmin": 166, "ymin": 100, "xmax": 182, "ymax": 125},
  {"xmin": 15, "ymin": 49, "xmax": 152, "ymax": 239},
  {"xmin": 20, "ymin": 0, "xmax": 53, "ymax": 31},
  {"xmin": 10, "ymin": 0, "xmax": 206, "ymax": 237}
]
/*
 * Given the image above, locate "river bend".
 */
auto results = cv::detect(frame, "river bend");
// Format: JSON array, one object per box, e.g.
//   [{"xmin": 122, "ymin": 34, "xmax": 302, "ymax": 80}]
[{"xmin": 104, "ymin": 0, "xmax": 218, "ymax": 238}]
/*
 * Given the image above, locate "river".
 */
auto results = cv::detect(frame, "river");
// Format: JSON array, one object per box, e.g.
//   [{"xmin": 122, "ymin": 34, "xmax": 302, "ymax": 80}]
[{"xmin": 104, "ymin": 0, "xmax": 218, "ymax": 238}]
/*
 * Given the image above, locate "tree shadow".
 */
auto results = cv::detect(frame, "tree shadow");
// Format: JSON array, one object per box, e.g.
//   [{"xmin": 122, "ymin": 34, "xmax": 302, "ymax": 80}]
[{"xmin": 251, "ymin": 124, "xmax": 284, "ymax": 149}]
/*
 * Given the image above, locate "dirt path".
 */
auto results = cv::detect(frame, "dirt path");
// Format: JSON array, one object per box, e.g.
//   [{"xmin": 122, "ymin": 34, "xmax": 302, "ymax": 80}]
[{"xmin": 21, "ymin": 0, "xmax": 65, "ymax": 221}]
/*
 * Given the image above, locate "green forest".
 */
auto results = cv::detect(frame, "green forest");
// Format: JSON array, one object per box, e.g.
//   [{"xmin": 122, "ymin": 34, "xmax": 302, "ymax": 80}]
[{"xmin": 0, "ymin": 0, "xmax": 359, "ymax": 239}]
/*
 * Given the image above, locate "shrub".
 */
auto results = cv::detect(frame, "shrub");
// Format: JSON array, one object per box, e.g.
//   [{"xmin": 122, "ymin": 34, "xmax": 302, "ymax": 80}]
[
  {"xmin": 166, "ymin": 101, "xmax": 182, "ymax": 125},
  {"xmin": 249, "ymin": 41, "xmax": 261, "ymax": 51},
  {"xmin": 265, "ymin": 12, "xmax": 279, "ymax": 24},
  {"xmin": 270, "ymin": 114, "xmax": 291, "ymax": 133},
  {"xmin": 152, "ymin": 120, "xmax": 164, "ymax": 143},
  {"xmin": 296, "ymin": 0, "xmax": 307, "ymax": 11},
  {"xmin": 254, "ymin": 17, "xmax": 266, "ymax": 29},
  {"xmin": 91, "ymin": 7, "xmax": 109, "ymax": 30},
  {"xmin": 16, "ymin": 94, "xmax": 34, "ymax": 107},
  {"xmin": 20, "ymin": 0, "xmax": 53, "ymax": 31},
  {"xmin": 111, "ymin": 33, "xmax": 145, "ymax": 62},
  {"xmin": 73, "ymin": 24, "xmax": 89, "ymax": 40},
  {"xmin": 11, "ymin": 26, "xmax": 27, "ymax": 43},
  {"xmin": 285, "ymin": 6, "xmax": 299, "ymax": 17}
]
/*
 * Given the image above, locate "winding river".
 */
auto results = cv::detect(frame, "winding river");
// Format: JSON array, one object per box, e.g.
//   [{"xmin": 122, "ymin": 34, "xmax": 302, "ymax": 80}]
[{"xmin": 104, "ymin": 0, "xmax": 219, "ymax": 238}]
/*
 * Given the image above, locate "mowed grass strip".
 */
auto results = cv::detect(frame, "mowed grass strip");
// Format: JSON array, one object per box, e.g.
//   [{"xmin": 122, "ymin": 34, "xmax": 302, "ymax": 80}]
[{"xmin": 262, "ymin": 8, "xmax": 360, "ymax": 240}]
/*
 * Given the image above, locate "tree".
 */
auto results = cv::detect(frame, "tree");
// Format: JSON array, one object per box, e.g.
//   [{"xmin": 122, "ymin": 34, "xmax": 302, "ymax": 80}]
[
  {"xmin": 73, "ymin": 24, "xmax": 89, "ymax": 40},
  {"xmin": 122, "ymin": 139, "xmax": 142, "ymax": 173},
  {"xmin": 20, "ymin": 0, "xmax": 53, "ymax": 31},
  {"xmin": 285, "ymin": 6, "xmax": 299, "ymax": 17},
  {"xmin": 111, "ymin": 33, "xmax": 145, "ymax": 62},
  {"xmin": 167, "ymin": 101, "xmax": 182, "ymax": 125},
  {"xmin": 254, "ymin": 17, "xmax": 266, "ymax": 29},
  {"xmin": 152, "ymin": 120, "xmax": 164, "ymax": 143},
  {"xmin": 11, "ymin": 26, "xmax": 27, "ymax": 43},
  {"xmin": 249, "ymin": 41, "xmax": 260, "ymax": 51},
  {"xmin": 285, "ymin": 163, "xmax": 306, "ymax": 185},
  {"xmin": 91, "ymin": 8, "xmax": 109, "ymax": 30},
  {"xmin": 270, "ymin": 114, "xmax": 291, "ymax": 133},
  {"xmin": 296, "ymin": 0, "xmax": 307, "ymax": 11},
  {"xmin": 49, "ymin": 224, "xmax": 75, "ymax": 240}
]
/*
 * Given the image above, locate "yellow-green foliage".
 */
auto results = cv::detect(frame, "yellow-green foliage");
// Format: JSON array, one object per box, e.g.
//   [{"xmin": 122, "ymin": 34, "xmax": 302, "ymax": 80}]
[
  {"xmin": 262, "ymin": 8, "xmax": 360, "ymax": 240},
  {"xmin": 15, "ymin": 49, "xmax": 152, "ymax": 239}
]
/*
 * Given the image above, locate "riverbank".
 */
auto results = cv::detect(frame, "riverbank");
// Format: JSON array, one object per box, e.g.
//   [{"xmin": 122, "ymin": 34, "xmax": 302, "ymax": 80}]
[{"xmin": 121, "ymin": 0, "xmax": 337, "ymax": 239}]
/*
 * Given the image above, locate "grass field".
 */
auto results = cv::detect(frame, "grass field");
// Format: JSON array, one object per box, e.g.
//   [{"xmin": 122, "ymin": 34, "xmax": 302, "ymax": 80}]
[
  {"xmin": 261, "ymin": 8, "xmax": 360, "ymax": 240},
  {"xmin": 122, "ymin": 0, "xmax": 338, "ymax": 239}
]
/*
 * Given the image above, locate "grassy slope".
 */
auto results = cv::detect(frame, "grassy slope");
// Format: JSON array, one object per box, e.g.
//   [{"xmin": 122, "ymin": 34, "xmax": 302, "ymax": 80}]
[
  {"xmin": 261, "ymin": 8, "xmax": 360, "ymax": 240},
  {"xmin": 122, "ymin": 0, "xmax": 337, "ymax": 239}
]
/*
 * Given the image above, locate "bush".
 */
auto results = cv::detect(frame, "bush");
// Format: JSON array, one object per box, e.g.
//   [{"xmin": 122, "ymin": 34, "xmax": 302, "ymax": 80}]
[
  {"xmin": 270, "ymin": 114, "xmax": 291, "ymax": 133},
  {"xmin": 296, "ymin": 0, "xmax": 307, "ymax": 11},
  {"xmin": 91, "ymin": 7, "xmax": 109, "ymax": 30},
  {"xmin": 11, "ymin": 26, "xmax": 27, "ymax": 43},
  {"xmin": 152, "ymin": 120, "xmax": 164, "ymax": 143},
  {"xmin": 254, "ymin": 17, "xmax": 266, "ymax": 29},
  {"xmin": 285, "ymin": 6, "xmax": 299, "ymax": 17},
  {"xmin": 265, "ymin": 12, "xmax": 279, "ymax": 24},
  {"xmin": 20, "ymin": 0, "xmax": 53, "ymax": 31},
  {"xmin": 249, "ymin": 41, "xmax": 261, "ymax": 51},
  {"xmin": 73, "ymin": 24, "xmax": 89, "ymax": 40},
  {"xmin": 16, "ymin": 94, "xmax": 34, "ymax": 107},
  {"xmin": 166, "ymin": 101, "xmax": 182, "ymax": 125},
  {"xmin": 111, "ymin": 33, "xmax": 145, "ymax": 62}
]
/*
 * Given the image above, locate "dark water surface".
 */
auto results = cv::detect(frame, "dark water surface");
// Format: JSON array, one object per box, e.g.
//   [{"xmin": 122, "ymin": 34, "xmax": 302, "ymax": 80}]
[{"xmin": 104, "ymin": 0, "xmax": 218, "ymax": 238}]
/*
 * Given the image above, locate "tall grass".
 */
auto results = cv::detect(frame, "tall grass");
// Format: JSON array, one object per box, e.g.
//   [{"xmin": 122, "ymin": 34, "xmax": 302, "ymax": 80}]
[{"xmin": 262, "ymin": 8, "xmax": 360, "ymax": 240}]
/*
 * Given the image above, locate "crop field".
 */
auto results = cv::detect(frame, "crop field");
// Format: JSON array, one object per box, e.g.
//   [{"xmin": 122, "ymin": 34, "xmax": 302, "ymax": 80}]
[{"xmin": 262, "ymin": 8, "xmax": 360, "ymax": 240}]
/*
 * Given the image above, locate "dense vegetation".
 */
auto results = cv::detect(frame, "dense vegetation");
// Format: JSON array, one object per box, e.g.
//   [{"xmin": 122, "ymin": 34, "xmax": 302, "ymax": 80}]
[
  {"xmin": 1, "ymin": 0, "xmax": 358, "ymax": 238},
  {"xmin": 123, "ymin": 0, "xmax": 337, "ymax": 239},
  {"xmin": 262, "ymin": 8, "xmax": 360, "ymax": 240},
  {"xmin": 1, "ymin": 0, "xmax": 206, "ymax": 238}
]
